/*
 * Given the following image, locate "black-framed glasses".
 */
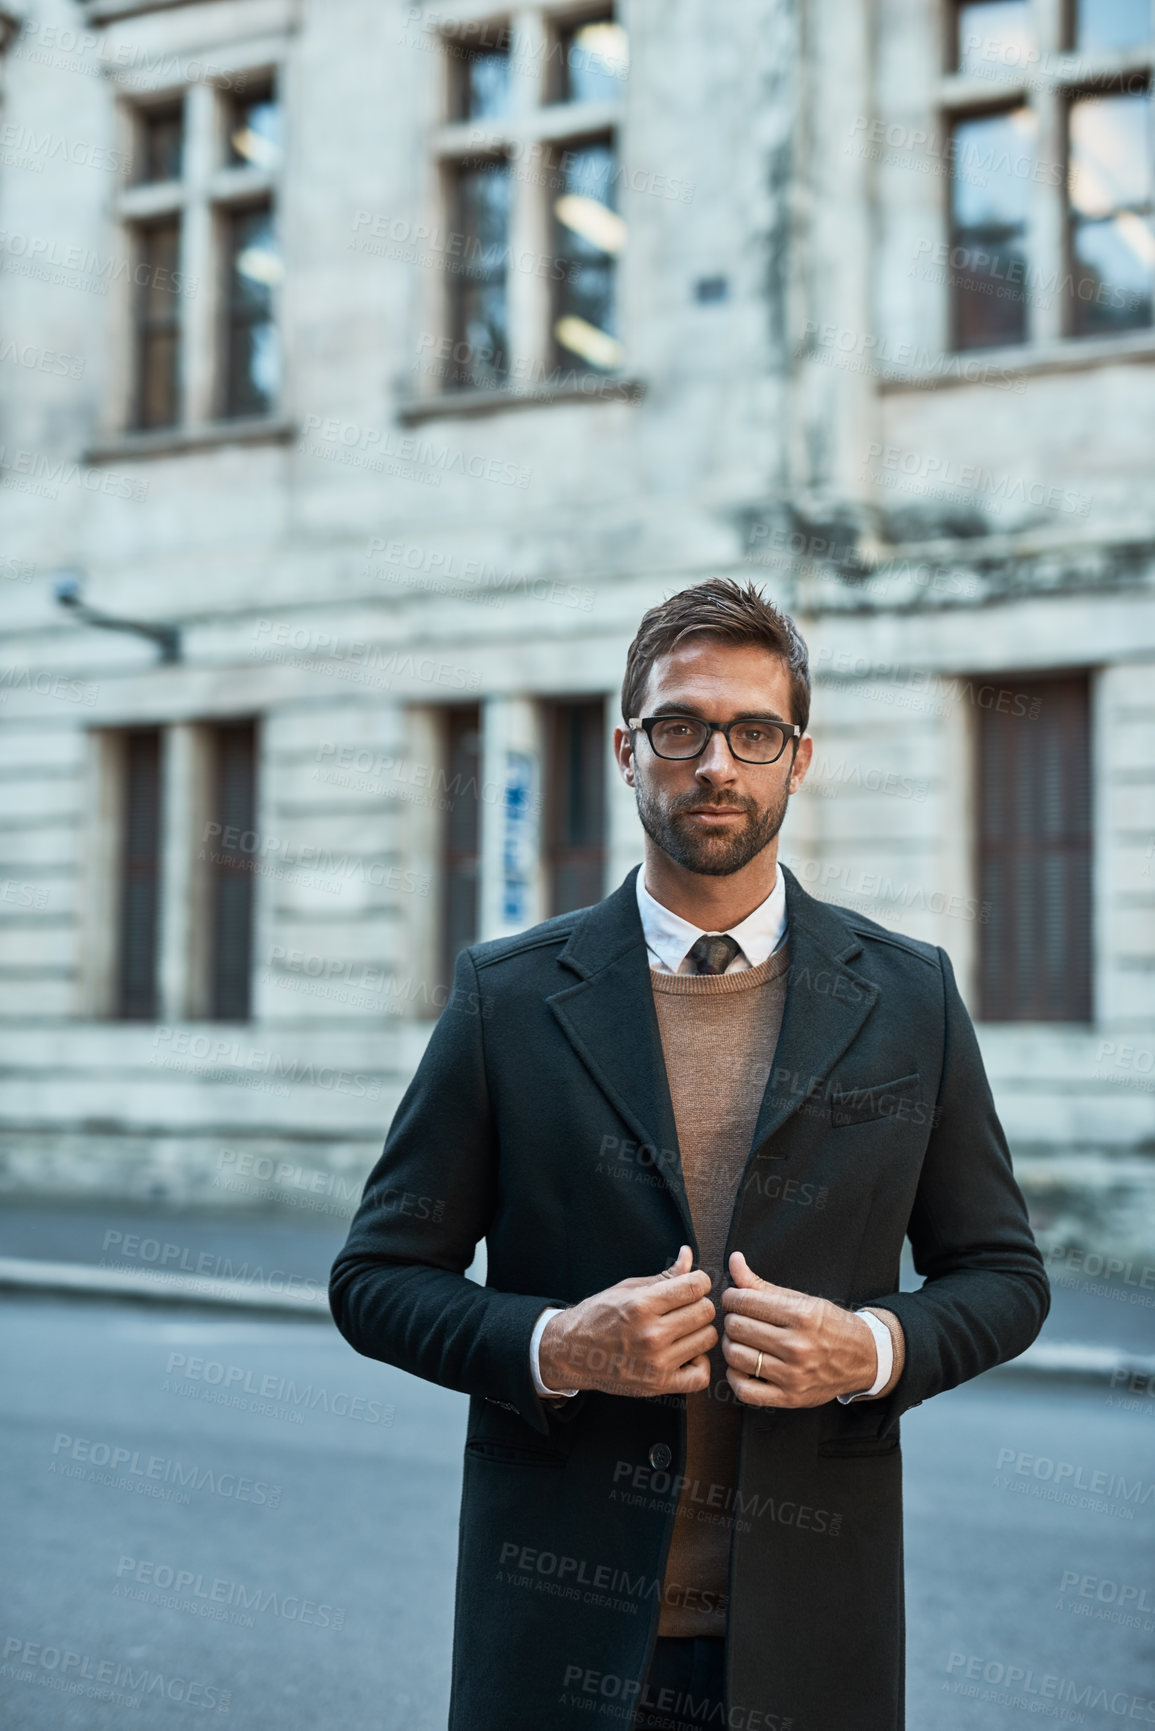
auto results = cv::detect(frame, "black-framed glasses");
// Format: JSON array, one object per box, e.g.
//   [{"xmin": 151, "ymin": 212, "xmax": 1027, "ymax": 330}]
[{"xmin": 629, "ymin": 714, "xmax": 801, "ymax": 765}]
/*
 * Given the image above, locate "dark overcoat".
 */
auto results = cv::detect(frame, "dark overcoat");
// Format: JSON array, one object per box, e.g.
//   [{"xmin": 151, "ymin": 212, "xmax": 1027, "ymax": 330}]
[{"xmin": 329, "ymin": 863, "xmax": 1049, "ymax": 1731}]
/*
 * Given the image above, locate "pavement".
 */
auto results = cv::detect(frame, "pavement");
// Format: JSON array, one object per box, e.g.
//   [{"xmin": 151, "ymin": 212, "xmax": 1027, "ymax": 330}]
[{"xmin": 0, "ymin": 1199, "xmax": 1151, "ymax": 1384}]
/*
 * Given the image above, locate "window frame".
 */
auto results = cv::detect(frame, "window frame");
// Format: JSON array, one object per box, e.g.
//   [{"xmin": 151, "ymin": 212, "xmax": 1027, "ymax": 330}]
[
  {"xmin": 934, "ymin": 1, "xmax": 1155, "ymax": 356},
  {"xmin": 973, "ymin": 668, "xmax": 1094, "ymax": 1023},
  {"xmin": 543, "ymin": 696, "xmax": 607, "ymax": 916},
  {"xmin": 116, "ymin": 66, "xmax": 284, "ymax": 436},
  {"xmin": 439, "ymin": 703, "xmax": 484, "ymax": 989},
  {"xmin": 1062, "ymin": 75, "xmax": 1154, "ymax": 338},
  {"xmin": 426, "ymin": 4, "xmax": 628, "ymax": 401},
  {"xmin": 114, "ymin": 726, "xmax": 164, "ymax": 1023}
]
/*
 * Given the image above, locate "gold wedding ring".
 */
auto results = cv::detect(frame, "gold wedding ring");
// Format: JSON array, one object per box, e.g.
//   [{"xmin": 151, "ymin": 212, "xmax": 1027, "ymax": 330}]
[{"xmin": 754, "ymin": 1351, "xmax": 764, "ymax": 1381}]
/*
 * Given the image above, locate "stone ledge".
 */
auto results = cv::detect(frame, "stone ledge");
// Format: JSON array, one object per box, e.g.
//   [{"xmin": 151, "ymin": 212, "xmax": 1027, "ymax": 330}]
[
  {"xmin": 83, "ymin": 417, "xmax": 297, "ymax": 464},
  {"xmin": 878, "ymin": 333, "xmax": 1155, "ymax": 394},
  {"xmin": 398, "ymin": 378, "xmax": 646, "ymax": 423}
]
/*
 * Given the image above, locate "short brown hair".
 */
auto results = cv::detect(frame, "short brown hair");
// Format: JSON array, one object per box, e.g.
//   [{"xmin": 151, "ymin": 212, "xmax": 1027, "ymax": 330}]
[{"xmin": 621, "ymin": 578, "xmax": 811, "ymax": 734}]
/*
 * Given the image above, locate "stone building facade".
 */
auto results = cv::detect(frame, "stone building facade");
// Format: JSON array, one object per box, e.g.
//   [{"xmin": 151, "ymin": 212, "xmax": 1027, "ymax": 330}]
[{"xmin": 0, "ymin": 0, "xmax": 1152, "ymax": 1253}]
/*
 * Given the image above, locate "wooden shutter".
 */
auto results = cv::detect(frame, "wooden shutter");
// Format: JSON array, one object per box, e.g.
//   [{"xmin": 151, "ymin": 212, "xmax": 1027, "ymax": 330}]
[
  {"xmin": 546, "ymin": 699, "xmax": 607, "ymax": 916},
  {"xmin": 441, "ymin": 705, "xmax": 482, "ymax": 984},
  {"xmin": 977, "ymin": 674, "xmax": 1092, "ymax": 1021},
  {"xmin": 209, "ymin": 721, "xmax": 257, "ymax": 1021},
  {"xmin": 116, "ymin": 729, "xmax": 162, "ymax": 1020}
]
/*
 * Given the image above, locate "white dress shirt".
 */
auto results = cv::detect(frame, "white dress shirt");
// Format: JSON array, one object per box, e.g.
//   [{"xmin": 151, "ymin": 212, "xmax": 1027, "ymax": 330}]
[
  {"xmin": 530, "ymin": 864, "xmax": 892, "ymax": 1402},
  {"xmin": 635, "ymin": 861, "xmax": 787, "ymax": 974}
]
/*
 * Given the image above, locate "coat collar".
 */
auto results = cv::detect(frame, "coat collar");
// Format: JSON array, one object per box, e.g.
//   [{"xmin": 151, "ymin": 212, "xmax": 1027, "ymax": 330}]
[{"xmin": 547, "ymin": 864, "xmax": 880, "ymax": 1244}]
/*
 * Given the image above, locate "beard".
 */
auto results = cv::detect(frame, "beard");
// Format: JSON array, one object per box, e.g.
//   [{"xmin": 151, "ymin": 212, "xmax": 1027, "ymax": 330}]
[{"xmin": 634, "ymin": 773, "xmax": 791, "ymax": 877}]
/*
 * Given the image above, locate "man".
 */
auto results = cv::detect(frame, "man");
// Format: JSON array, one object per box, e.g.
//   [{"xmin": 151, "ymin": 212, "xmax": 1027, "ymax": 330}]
[{"xmin": 330, "ymin": 578, "xmax": 1049, "ymax": 1731}]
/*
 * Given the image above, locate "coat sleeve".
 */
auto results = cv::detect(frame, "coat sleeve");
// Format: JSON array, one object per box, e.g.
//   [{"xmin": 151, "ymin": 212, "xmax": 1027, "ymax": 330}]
[
  {"xmin": 862, "ymin": 943, "xmax": 1050, "ymax": 1436},
  {"xmin": 328, "ymin": 947, "xmax": 579, "ymax": 1437}
]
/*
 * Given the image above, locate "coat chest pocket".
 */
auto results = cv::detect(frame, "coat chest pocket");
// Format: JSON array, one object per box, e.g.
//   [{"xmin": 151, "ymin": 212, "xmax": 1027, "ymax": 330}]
[{"xmin": 828, "ymin": 1070, "xmax": 924, "ymax": 1130}]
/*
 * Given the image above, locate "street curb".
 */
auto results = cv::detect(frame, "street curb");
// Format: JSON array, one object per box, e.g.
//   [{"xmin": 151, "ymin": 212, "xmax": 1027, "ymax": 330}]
[
  {"xmin": 2, "ymin": 1258, "xmax": 1153, "ymax": 1387},
  {"xmin": 0, "ymin": 1256, "xmax": 330, "ymax": 1318},
  {"xmin": 987, "ymin": 1340, "xmax": 1155, "ymax": 1387}
]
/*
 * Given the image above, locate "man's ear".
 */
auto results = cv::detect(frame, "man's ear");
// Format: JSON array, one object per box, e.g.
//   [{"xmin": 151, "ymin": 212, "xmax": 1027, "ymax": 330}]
[
  {"xmin": 787, "ymin": 733, "xmax": 813, "ymax": 795},
  {"xmin": 613, "ymin": 725, "xmax": 636, "ymax": 789}
]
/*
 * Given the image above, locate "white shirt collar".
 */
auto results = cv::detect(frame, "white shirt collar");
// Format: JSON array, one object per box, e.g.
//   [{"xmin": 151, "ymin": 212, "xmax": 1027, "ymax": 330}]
[{"xmin": 635, "ymin": 863, "xmax": 788, "ymax": 975}]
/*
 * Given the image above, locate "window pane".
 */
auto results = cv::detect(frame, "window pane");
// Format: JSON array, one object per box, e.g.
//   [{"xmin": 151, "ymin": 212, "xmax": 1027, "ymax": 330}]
[
  {"xmin": 553, "ymin": 140, "xmax": 624, "ymax": 373},
  {"xmin": 208, "ymin": 723, "xmax": 257, "ymax": 1022},
  {"xmin": 455, "ymin": 35, "xmax": 512, "ymax": 120},
  {"xmin": 1069, "ymin": 93, "xmax": 1153, "ymax": 335},
  {"xmin": 134, "ymin": 220, "xmax": 182, "ymax": 429},
  {"xmin": 229, "ymin": 81, "xmax": 282, "ymax": 171},
  {"xmin": 1069, "ymin": 93, "xmax": 1150, "ymax": 216},
  {"xmin": 977, "ymin": 675, "xmax": 1092, "ymax": 1022},
  {"xmin": 956, "ymin": 1, "xmax": 1032, "ymax": 74},
  {"xmin": 117, "ymin": 730, "xmax": 162, "ymax": 1022},
  {"xmin": 441, "ymin": 706, "xmax": 482, "ymax": 989},
  {"xmin": 222, "ymin": 205, "xmax": 281, "ymax": 417},
  {"xmin": 953, "ymin": 108, "xmax": 1036, "ymax": 229},
  {"xmin": 450, "ymin": 163, "xmax": 511, "ymax": 388},
  {"xmin": 950, "ymin": 108, "xmax": 1034, "ymax": 349},
  {"xmin": 558, "ymin": 18, "xmax": 629, "ymax": 103},
  {"xmin": 137, "ymin": 101, "xmax": 184, "ymax": 183},
  {"xmin": 1075, "ymin": 0, "xmax": 1151, "ymax": 51},
  {"xmin": 546, "ymin": 701, "xmax": 606, "ymax": 916},
  {"xmin": 1071, "ymin": 214, "xmax": 1155, "ymax": 330}
]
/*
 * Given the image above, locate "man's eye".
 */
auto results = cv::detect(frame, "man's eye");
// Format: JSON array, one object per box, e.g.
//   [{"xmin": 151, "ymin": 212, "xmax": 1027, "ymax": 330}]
[{"xmin": 736, "ymin": 726, "xmax": 767, "ymax": 741}]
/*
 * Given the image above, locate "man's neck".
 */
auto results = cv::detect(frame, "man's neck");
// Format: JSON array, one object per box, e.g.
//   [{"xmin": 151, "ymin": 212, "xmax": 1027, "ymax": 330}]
[{"xmin": 641, "ymin": 839, "xmax": 781, "ymax": 931}]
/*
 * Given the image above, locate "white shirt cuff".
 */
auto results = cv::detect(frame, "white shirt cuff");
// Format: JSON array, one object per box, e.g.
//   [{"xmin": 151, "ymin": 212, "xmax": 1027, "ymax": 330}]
[
  {"xmin": 836, "ymin": 1308, "xmax": 893, "ymax": 1404},
  {"xmin": 530, "ymin": 1306, "xmax": 579, "ymax": 1399}
]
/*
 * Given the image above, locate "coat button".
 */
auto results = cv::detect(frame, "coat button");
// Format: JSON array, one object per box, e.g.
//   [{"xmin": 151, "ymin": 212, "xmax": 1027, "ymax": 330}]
[{"xmin": 648, "ymin": 1443, "xmax": 672, "ymax": 1470}]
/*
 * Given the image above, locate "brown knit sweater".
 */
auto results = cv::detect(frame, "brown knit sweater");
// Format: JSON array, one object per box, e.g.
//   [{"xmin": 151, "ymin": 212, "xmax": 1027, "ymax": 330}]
[{"xmin": 650, "ymin": 941, "xmax": 791, "ymax": 1639}]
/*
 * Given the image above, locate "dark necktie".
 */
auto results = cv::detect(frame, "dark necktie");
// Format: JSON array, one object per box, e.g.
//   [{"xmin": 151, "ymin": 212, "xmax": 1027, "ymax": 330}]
[{"xmin": 686, "ymin": 933, "xmax": 740, "ymax": 976}]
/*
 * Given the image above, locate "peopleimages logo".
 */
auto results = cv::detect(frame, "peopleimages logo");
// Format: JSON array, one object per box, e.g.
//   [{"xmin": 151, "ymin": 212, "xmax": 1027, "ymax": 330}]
[
  {"xmin": 100, "ymin": 1227, "xmax": 322, "ymax": 1295},
  {"xmin": 114, "ymin": 1556, "xmax": 347, "ymax": 1629},
  {"xmin": 0, "ymin": 229, "xmax": 194, "ymax": 294},
  {"xmin": 50, "ymin": 1432, "xmax": 282, "ymax": 1508},
  {"xmin": 1, "ymin": 1634, "xmax": 231, "ymax": 1713}
]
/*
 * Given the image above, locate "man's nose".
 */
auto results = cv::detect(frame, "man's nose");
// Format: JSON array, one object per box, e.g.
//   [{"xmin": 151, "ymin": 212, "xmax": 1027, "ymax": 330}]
[{"xmin": 695, "ymin": 731, "xmax": 738, "ymax": 782}]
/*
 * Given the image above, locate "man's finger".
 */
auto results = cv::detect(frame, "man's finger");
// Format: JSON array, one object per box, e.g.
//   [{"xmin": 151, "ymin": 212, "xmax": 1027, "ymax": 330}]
[
  {"xmin": 721, "ymin": 1310, "xmax": 793, "ymax": 1353},
  {"xmin": 648, "ymin": 1269, "xmax": 713, "ymax": 1314},
  {"xmin": 665, "ymin": 1354, "xmax": 714, "ymax": 1395},
  {"xmin": 618, "ymin": 1247, "xmax": 694, "ymax": 1293},
  {"xmin": 667, "ymin": 1322, "xmax": 719, "ymax": 1365},
  {"xmin": 725, "ymin": 1365, "xmax": 786, "ymax": 1406},
  {"xmin": 722, "ymin": 1284, "xmax": 806, "ymax": 1324},
  {"xmin": 728, "ymin": 1249, "xmax": 773, "ymax": 1289},
  {"xmin": 720, "ymin": 1334, "xmax": 788, "ymax": 1388}
]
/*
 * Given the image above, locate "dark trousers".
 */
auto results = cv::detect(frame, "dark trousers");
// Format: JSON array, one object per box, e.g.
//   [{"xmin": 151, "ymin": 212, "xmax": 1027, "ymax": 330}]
[{"xmin": 633, "ymin": 1635, "xmax": 726, "ymax": 1730}]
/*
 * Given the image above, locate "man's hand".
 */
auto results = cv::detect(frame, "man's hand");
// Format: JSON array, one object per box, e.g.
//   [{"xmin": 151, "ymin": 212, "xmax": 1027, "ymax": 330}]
[
  {"xmin": 721, "ymin": 1250, "xmax": 886, "ymax": 1407},
  {"xmin": 539, "ymin": 1245, "xmax": 717, "ymax": 1398}
]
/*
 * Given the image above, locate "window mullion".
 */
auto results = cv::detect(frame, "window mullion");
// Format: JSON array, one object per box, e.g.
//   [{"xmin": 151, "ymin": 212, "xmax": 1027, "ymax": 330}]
[
  {"xmin": 1029, "ymin": 0, "xmax": 1067, "ymax": 342},
  {"xmin": 507, "ymin": 10, "xmax": 553, "ymax": 385},
  {"xmin": 1031, "ymin": 81, "xmax": 1066, "ymax": 341},
  {"xmin": 182, "ymin": 80, "xmax": 220, "ymax": 425}
]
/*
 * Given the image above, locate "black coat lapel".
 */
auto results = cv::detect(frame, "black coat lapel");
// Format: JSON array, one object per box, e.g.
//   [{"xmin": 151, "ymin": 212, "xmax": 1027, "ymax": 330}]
[
  {"xmin": 745, "ymin": 863, "xmax": 880, "ymax": 1158},
  {"xmin": 546, "ymin": 863, "xmax": 882, "ymax": 1242},
  {"xmin": 547, "ymin": 870, "xmax": 694, "ymax": 1243}
]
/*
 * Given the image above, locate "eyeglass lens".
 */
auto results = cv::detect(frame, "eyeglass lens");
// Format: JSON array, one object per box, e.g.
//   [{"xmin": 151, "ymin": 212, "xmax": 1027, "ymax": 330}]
[{"xmin": 649, "ymin": 718, "xmax": 787, "ymax": 762}]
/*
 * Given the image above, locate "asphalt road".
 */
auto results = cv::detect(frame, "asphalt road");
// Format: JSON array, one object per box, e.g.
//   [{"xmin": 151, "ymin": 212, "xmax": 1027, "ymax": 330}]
[{"xmin": 1, "ymin": 1294, "xmax": 1152, "ymax": 1731}]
